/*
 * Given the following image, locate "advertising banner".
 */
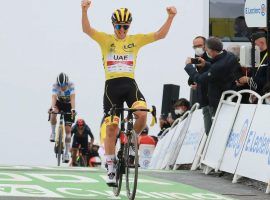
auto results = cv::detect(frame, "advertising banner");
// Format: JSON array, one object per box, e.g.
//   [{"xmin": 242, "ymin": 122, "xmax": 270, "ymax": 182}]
[
  {"xmin": 175, "ymin": 110, "xmax": 205, "ymax": 165},
  {"xmin": 235, "ymin": 105, "xmax": 270, "ymax": 183}
]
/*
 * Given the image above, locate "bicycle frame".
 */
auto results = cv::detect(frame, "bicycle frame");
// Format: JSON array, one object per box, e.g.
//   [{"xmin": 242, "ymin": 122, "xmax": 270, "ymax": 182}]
[
  {"xmin": 55, "ymin": 114, "xmax": 65, "ymax": 148},
  {"xmin": 111, "ymin": 105, "xmax": 156, "ymax": 200},
  {"xmin": 48, "ymin": 111, "xmax": 72, "ymax": 166}
]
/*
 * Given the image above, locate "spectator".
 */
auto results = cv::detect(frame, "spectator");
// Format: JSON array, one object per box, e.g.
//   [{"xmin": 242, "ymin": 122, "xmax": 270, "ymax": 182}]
[
  {"xmin": 174, "ymin": 98, "xmax": 190, "ymax": 117},
  {"xmin": 237, "ymin": 32, "xmax": 268, "ymax": 99},
  {"xmin": 227, "ymin": 45, "xmax": 251, "ymax": 103},
  {"xmin": 185, "ymin": 37, "xmax": 241, "ymax": 117},
  {"xmin": 138, "ymin": 126, "xmax": 157, "ymax": 146},
  {"xmin": 187, "ymin": 36, "xmax": 213, "ymax": 135},
  {"xmin": 157, "ymin": 114, "xmax": 170, "ymax": 137},
  {"xmin": 167, "ymin": 98, "xmax": 190, "ymax": 125}
]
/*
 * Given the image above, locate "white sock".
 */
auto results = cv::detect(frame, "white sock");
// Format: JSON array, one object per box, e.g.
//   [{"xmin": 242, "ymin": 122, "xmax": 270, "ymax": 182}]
[
  {"xmin": 65, "ymin": 143, "xmax": 70, "ymax": 155},
  {"xmin": 51, "ymin": 125, "xmax": 56, "ymax": 134},
  {"xmin": 105, "ymin": 155, "xmax": 116, "ymax": 174}
]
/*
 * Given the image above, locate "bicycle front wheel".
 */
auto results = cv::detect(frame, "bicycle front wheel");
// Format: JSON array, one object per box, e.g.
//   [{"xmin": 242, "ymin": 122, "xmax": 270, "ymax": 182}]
[
  {"xmin": 125, "ymin": 130, "xmax": 138, "ymax": 200},
  {"xmin": 57, "ymin": 128, "xmax": 63, "ymax": 166},
  {"xmin": 78, "ymin": 156, "xmax": 87, "ymax": 167},
  {"xmin": 113, "ymin": 159, "xmax": 123, "ymax": 196}
]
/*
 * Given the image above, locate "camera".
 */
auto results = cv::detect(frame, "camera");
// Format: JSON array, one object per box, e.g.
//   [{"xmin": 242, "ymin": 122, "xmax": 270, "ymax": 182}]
[{"xmin": 191, "ymin": 58, "xmax": 201, "ymax": 64}]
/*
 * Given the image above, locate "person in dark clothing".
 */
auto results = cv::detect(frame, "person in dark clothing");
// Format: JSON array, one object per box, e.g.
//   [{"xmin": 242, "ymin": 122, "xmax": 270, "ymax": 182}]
[
  {"xmin": 70, "ymin": 119, "xmax": 94, "ymax": 166},
  {"xmin": 185, "ymin": 37, "xmax": 241, "ymax": 117},
  {"xmin": 227, "ymin": 45, "xmax": 251, "ymax": 104},
  {"xmin": 167, "ymin": 98, "xmax": 190, "ymax": 125},
  {"xmin": 188, "ymin": 36, "xmax": 211, "ymax": 107},
  {"xmin": 187, "ymin": 36, "xmax": 213, "ymax": 135},
  {"xmin": 237, "ymin": 32, "xmax": 268, "ymax": 99}
]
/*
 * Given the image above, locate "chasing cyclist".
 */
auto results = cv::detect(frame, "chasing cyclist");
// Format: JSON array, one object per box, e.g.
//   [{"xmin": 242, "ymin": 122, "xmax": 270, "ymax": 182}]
[
  {"xmin": 49, "ymin": 72, "xmax": 76, "ymax": 163},
  {"xmin": 81, "ymin": 0, "xmax": 177, "ymax": 186},
  {"xmin": 70, "ymin": 118, "xmax": 94, "ymax": 166}
]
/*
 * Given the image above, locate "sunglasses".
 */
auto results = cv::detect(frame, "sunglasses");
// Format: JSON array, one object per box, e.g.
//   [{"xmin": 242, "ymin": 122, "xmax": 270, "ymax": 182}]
[{"xmin": 115, "ymin": 24, "xmax": 130, "ymax": 30}]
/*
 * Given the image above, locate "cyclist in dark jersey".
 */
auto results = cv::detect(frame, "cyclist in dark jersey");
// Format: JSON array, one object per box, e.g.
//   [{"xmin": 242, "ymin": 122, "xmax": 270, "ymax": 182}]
[{"xmin": 70, "ymin": 119, "xmax": 94, "ymax": 166}]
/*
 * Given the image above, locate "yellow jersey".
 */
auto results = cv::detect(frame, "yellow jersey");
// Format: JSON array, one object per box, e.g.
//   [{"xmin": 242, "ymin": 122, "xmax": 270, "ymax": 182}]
[{"xmin": 91, "ymin": 30, "xmax": 156, "ymax": 80}]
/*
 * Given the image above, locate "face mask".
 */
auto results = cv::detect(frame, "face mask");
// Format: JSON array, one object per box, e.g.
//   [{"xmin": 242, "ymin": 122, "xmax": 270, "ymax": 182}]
[
  {"xmin": 206, "ymin": 51, "xmax": 213, "ymax": 59},
  {"xmin": 175, "ymin": 109, "xmax": 184, "ymax": 115},
  {"xmin": 195, "ymin": 48, "xmax": 205, "ymax": 56},
  {"xmin": 265, "ymin": 98, "xmax": 270, "ymax": 104}
]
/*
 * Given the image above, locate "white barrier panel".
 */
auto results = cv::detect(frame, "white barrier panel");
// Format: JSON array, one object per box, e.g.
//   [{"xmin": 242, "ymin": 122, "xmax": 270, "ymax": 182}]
[
  {"xmin": 158, "ymin": 121, "xmax": 186, "ymax": 169},
  {"xmin": 219, "ymin": 104, "xmax": 257, "ymax": 174},
  {"xmin": 175, "ymin": 109, "xmax": 205, "ymax": 165},
  {"xmin": 149, "ymin": 126, "xmax": 178, "ymax": 169},
  {"xmin": 201, "ymin": 101, "xmax": 239, "ymax": 172},
  {"xmin": 235, "ymin": 104, "xmax": 270, "ymax": 184},
  {"xmin": 139, "ymin": 144, "xmax": 155, "ymax": 169},
  {"xmin": 162, "ymin": 118, "xmax": 191, "ymax": 169},
  {"xmin": 148, "ymin": 130, "xmax": 168, "ymax": 169}
]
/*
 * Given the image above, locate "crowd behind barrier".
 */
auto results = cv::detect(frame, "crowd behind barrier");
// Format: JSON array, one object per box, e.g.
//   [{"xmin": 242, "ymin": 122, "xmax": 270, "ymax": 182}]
[{"xmin": 148, "ymin": 90, "xmax": 270, "ymax": 194}]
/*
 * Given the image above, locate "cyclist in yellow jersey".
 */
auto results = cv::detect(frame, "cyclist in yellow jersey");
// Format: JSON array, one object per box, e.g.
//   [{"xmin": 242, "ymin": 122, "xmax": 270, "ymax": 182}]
[{"xmin": 81, "ymin": 0, "xmax": 177, "ymax": 186}]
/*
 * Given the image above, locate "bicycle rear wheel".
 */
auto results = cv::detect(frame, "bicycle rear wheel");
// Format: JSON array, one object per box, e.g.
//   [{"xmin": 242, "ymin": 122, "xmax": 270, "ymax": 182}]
[
  {"xmin": 125, "ymin": 130, "xmax": 138, "ymax": 200},
  {"xmin": 57, "ymin": 128, "xmax": 63, "ymax": 166}
]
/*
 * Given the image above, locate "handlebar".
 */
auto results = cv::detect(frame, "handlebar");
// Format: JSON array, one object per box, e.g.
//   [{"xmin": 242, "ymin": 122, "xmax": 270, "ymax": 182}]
[
  {"xmin": 109, "ymin": 105, "xmax": 157, "ymax": 126},
  {"xmin": 48, "ymin": 111, "xmax": 73, "ymax": 121}
]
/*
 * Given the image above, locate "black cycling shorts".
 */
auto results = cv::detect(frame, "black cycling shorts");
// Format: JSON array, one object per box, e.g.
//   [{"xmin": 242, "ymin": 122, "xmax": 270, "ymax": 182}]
[
  {"xmin": 72, "ymin": 135, "xmax": 88, "ymax": 155},
  {"xmin": 103, "ymin": 77, "xmax": 146, "ymax": 118},
  {"xmin": 55, "ymin": 100, "xmax": 74, "ymax": 126}
]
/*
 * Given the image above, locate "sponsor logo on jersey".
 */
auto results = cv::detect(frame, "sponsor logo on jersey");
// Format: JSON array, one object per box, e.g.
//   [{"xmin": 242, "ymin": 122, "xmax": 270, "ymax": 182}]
[{"xmin": 123, "ymin": 43, "xmax": 135, "ymax": 52}]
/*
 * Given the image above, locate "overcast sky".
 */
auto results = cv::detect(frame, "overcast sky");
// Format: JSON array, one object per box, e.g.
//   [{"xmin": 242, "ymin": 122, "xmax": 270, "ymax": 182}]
[{"xmin": 0, "ymin": 0, "xmax": 206, "ymax": 165}]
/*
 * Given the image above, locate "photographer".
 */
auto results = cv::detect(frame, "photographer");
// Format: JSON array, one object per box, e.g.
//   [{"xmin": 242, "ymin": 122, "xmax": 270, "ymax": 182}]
[
  {"xmin": 185, "ymin": 37, "xmax": 240, "ymax": 117},
  {"xmin": 187, "ymin": 36, "xmax": 212, "ymax": 135}
]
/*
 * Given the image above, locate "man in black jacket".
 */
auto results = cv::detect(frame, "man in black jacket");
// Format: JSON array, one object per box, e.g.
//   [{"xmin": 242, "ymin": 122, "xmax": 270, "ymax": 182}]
[
  {"xmin": 185, "ymin": 37, "xmax": 240, "ymax": 117},
  {"xmin": 187, "ymin": 36, "xmax": 212, "ymax": 135},
  {"xmin": 237, "ymin": 32, "xmax": 268, "ymax": 98}
]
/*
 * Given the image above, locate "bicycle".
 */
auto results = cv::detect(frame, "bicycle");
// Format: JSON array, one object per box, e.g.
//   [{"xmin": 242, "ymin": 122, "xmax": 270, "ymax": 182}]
[
  {"xmin": 48, "ymin": 111, "xmax": 72, "ymax": 166},
  {"xmin": 110, "ymin": 105, "xmax": 157, "ymax": 200},
  {"xmin": 75, "ymin": 145, "xmax": 87, "ymax": 167}
]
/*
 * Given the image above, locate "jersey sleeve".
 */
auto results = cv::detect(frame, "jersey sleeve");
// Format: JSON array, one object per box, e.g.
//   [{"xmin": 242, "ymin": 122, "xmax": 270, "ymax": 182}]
[
  {"xmin": 71, "ymin": 125, "xmax": 77, "ymax": 136},
  {"xmin": 91, "ymin": 30, "xmax": 110, "ymax": 46},
  {"xmin": 52, "ymin": 84, "xmax": 58, "ymax": 95},
  {"xmin": 85, "ymin": 125, "xmax": 94, "ymax": 141},
  {"xmin": 134, "ymin": 33, "xmax": 156, "ymax": 48},
  {"xmin": 69, "ymin": 82, "xmax": 75, "ymax": 95}
]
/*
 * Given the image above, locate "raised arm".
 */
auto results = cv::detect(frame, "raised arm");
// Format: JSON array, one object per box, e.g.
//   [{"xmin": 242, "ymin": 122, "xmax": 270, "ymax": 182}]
[
  {"xmin": 81, "ymin": 0, "xmax": 96, "ymax": 37},
  {"xmin": 154, "ymin": 6, "xmax": 177, "ymax": 41}
]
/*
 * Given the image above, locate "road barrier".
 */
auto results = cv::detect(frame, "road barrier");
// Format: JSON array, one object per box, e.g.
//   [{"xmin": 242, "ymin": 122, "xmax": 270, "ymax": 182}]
[{"xmin": 149, "ymin": 90, "xmax": 270, "ymax": 194}]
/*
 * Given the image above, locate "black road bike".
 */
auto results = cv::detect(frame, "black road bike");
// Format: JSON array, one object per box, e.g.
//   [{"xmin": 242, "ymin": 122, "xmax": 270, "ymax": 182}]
[{"xmin": 110, "ymin": 105, "xmax": 156, "ymax": 200}]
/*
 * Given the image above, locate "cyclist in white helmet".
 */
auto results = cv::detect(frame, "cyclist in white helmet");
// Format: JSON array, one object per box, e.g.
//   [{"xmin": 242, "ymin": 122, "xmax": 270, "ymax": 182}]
[{"xmin": 49, "ymin": 72, "xmax": 76, "ymax": 163}]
